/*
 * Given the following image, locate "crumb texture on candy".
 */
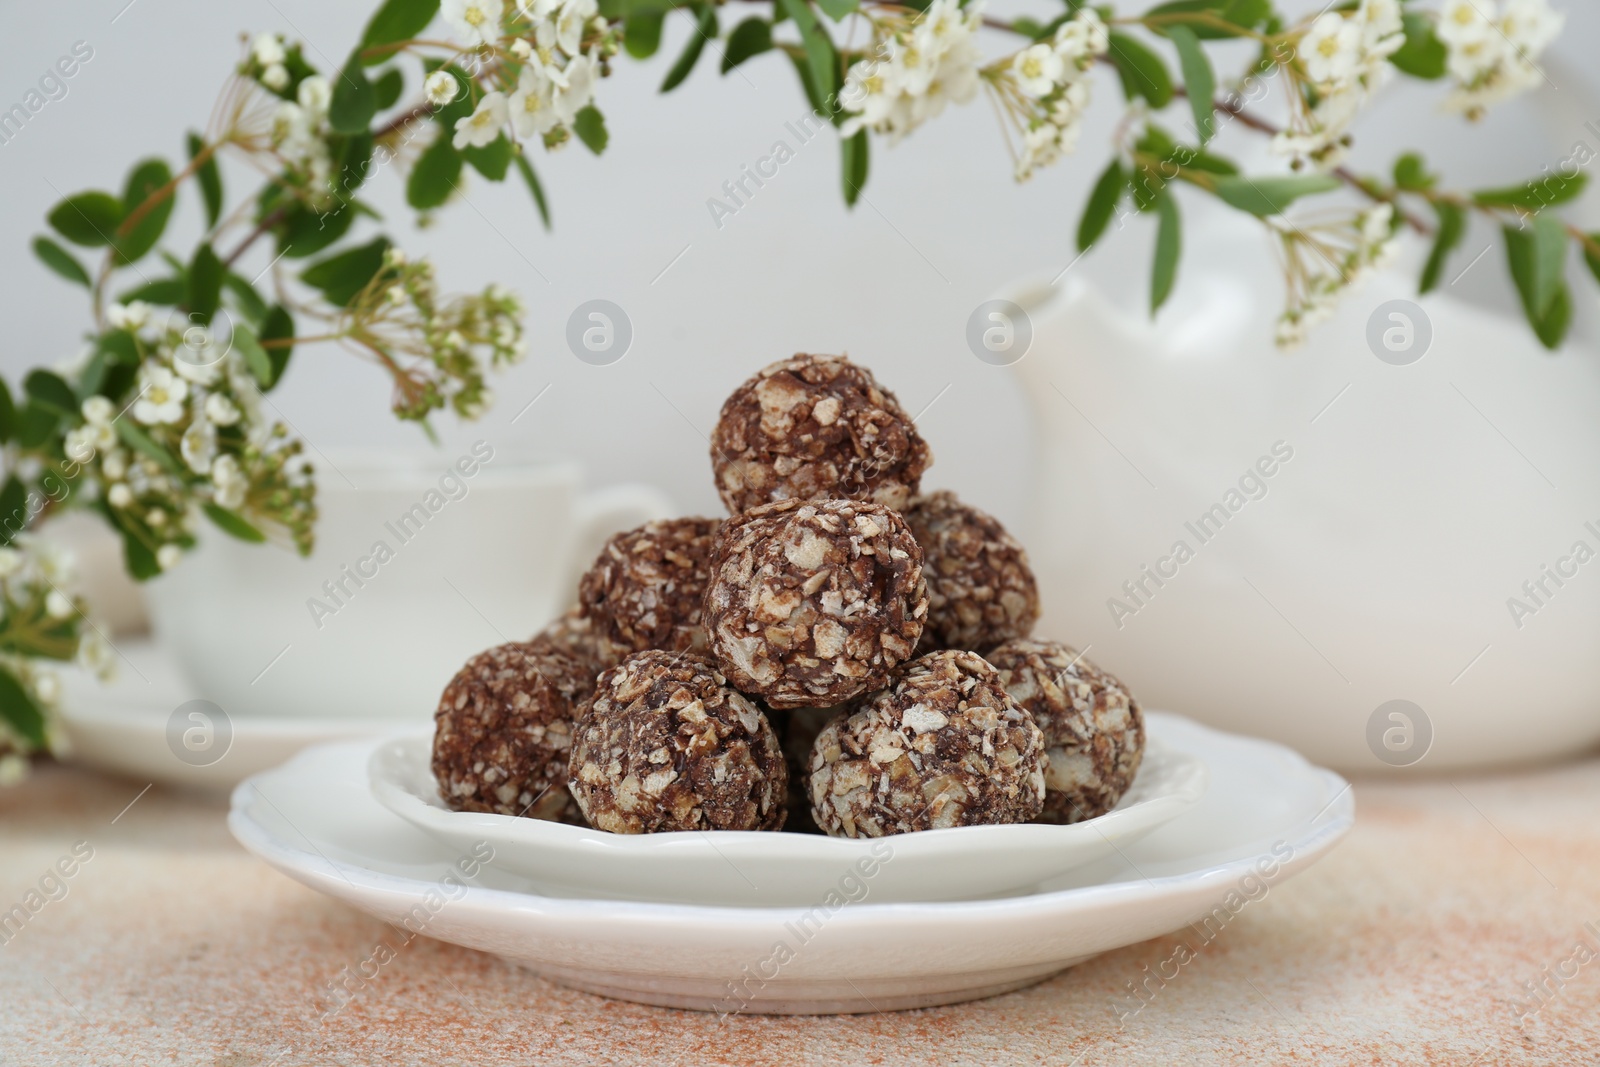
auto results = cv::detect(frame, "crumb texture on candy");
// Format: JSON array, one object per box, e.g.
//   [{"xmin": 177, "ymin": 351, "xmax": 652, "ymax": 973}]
[
  {"xmin": 523, "ymin": 608, "xmax": 619, "ymax": 678},
  {"xmin": 808, "ymin": 649, "xmax": 1046, "ymax": 837},
  {"xmin": 568, "ymin": 650, "xmax": 787, "ymax": 833},
  {"xmin": 578, "ymin": 517, "xmax": 721, "ymax": 658},
  {"xmin": 431, "ymin": 642, "xmax": 592, "ymax": 824},
  {"xmin": 905, "ymin": 490, "xmax": 1040, "ymax": 653},
  {"xmin": 710, "ymin": 354, "xmax": 933, "ymax": 514},
  {"xmin": 987, "ymin": 638, "xmax": 1144, "ymax": 824},
  {"xmin": 703, "ymin": 498, "xmax": 929, "ymax": 710}
]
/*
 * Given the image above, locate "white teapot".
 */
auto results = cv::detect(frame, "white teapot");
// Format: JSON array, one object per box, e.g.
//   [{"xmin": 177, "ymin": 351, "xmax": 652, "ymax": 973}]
[{"xmin": 1006, "ymin": 223, "xmax": 1600, "ymax": 773}]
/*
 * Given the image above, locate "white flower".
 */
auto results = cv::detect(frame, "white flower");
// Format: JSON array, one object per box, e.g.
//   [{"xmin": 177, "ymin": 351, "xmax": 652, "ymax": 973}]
[
  {"xmin": 211, "ymin": 455, "xmax": 248, "ymax": 510},
  {"xmin": 146, "ymin": 508, "xmax": 167, "ymax": 527},
  {"xmin": 107, "ymin": 483, "xmax": 133, "ymax": 508},
  {"xmin": 509, "ymin": 38, "xmax": 534, "ymax": 60},
  {"xmin": 443, "ymin": 0, "xmax": 506, "ymax": 47},
  {"xmin": 45, "ymin": 591, "xmax": 73, "ymax": 619},
  {"xmin": 132, "ymin": 366, "xmax": 188, "ymax": 425},
  {"xmin": 252, "ymin": 33, "xmax": 286, "ymax": 67},
  {"xmin": 553, "ymin": 53, "xmax": 598, "ymax": 123},
  {"xmin": 33, "ymin": 671, "xmax": 60, "ymax": 705},
  {"xmin": 180, "ymin": 418, "xmax": 216, "ymax": 475},
  {"xmin": 82, "ymin": 395, "xmax": 114, "ymax": 425},
  {"xmin": 107, "ymin": 301, "xmax": 150, "ymax": 331},
  {"xmin": 509, "ymin": 65, "xmax": 561, "ymax": 138},
  {"xmin": 453, "ymin": 91, "xmax": 509, "ymax": 148},
  {"xmin": 555, "ymin": 0, "xmax": 597, "ymax": 57},
  {"xmin": 103, "ymin": 452, "xmax": 127, "ymax": 481},
  {"xmin": 156, "ymin": 544, "xmax": 183, "ymax": 572},
  {"xmin": 1356, "ymin": 0, "xmax": 1405, "ymax": 52},
  {"xmin": 78, "ymin": 628, "xmax": 116, "ymax": 682},
  {"xmin": 1055, "ymin": 7, "xmax": 1108, "ymax": 59},
  {"xmin": 261, "ymin": 64, "xmax": 290, "ymax": 92},
  {"xmin": 425, "ymin": 70, "xmax": 459, "ymax": 108},
  {"xmin": 0, "ymin": 753, "xmax": 29, "ymax": 787},
  {"xmin": 205, "ymin": 393, "xmax": 241, "ymax": 426},
  {"xmin": 1438, "ymin": 0, "xmax": 1494, "ymax": 46},
  {"xmin": 0, "ymin": 548, "xmax": 21, "ymax": 578},
  {"xmin": 64, "ymin": 427, "xmax": 96, "ymax": 464},
  {"xmin": 1502, "ymin": 0, "xmax": 1562, "ymax": 53},
  {"xmin": 297, "ymin": 75, "xmax": 332, "ymax": 118},
  {"xmin": 1012, "ymin": 44, "xmax": 1065, "ymax": 98},
  {"xmin": 1299, "ymin": 12, "xmax": 1363, "ymax": 86}
]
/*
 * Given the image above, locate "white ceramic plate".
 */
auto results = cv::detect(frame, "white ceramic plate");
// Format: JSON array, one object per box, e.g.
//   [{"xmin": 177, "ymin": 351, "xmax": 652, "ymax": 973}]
[
  {"xmin": 229, "ymin": 713, "xmax": 1353, "ymax": 1014},
  {"xmin": 368, "ymin": 730, "xmax": 1209, "ymax": 906},
  {"xmin": 57, "ymin": 638, "xmax": 413, "ymax": 788}
]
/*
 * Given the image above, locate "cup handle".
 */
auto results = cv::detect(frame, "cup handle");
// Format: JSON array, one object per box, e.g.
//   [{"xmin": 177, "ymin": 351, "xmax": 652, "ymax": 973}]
[{"xmin": 559, "ymin": 484, "xmax": 677, "ymax": 602}]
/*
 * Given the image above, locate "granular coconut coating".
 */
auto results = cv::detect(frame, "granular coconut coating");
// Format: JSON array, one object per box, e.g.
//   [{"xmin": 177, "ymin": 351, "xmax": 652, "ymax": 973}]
[
  {"xmin": 568, "ymin": 651, "xmax": 787, "ymax": 833},
  {"xmin": 987, "ymin": 638, "xmax": 1144, "ymax": 824},
  {"xmin": 524, "ymin": 609, "xmax": 619, "ymax": 679},
  {"xmin": 702, "ymin": 499, "xmax": 928, "ymax": 710},
  {"xmin": 710, "ymin": 354, "xmax": 933, "ymax": 515},
  {"xmin": 578, "ymin": 517, "xmax": 721, "ymax": 657},
  {"xmin": 905, "ymin": 491, "xmax": 1040, "ymax": 653},
  {"xmin": 432, "ymin": 642, "xmax": 591, "ymax": 824},
  {"xmin": 807, "ymin": 649, "xmax": 1046, "ymax": 837}
]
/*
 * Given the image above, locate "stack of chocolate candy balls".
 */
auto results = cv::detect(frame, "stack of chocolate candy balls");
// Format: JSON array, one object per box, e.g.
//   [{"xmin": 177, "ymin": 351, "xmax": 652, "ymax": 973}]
[{"xmin": 431, "ymin": 355, "xmax": 1146, "ymax": 837}]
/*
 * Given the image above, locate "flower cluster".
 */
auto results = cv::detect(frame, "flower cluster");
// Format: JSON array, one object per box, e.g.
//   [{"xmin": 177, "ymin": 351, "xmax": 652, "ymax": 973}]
[
  {"xmin": 1273, "ymin": 0, "xmax": 1405, "ymax": 167},
  {"xmin": 839, "ymin": 0, "xmax": 985, "ymax": 143},
  {"xmin": 1438, "ymin": 0, "xmax": 1563, "ymax": 119},
  {"xmin": 988, "ymin": 9, "xmax": 1110, "ymax": 182},
  {"xmin": 341, "ymin": 249, "xmax": 526, "ymax": 422},
  {"xmin": 249, "ymin": 31, "xmax": 292, "ymax": 93},
  {"xmin": 445, "ymin": 0, "xmax": 618, "ymax": 152},
  {"xmin": 267, "ymin": 73, "xmax": 339, "ymax": 210},
  {"xmin": 1273, "ymin": 204, "xmax": 1401, "ymax": 349},
  {"xmin": 82, "ymin": 304, "xmax": 317, "ymax": 563}
]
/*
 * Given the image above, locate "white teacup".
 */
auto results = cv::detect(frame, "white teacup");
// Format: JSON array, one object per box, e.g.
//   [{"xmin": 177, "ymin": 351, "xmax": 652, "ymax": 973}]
[{"xmin": 143, "ymin": 444, "xmax": 672, "ymax": 722}]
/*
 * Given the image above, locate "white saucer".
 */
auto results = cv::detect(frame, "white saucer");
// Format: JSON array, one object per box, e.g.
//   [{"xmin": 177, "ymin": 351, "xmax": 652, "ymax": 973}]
[
  {"xmin": 229, "ymin": 713, "xmax": 1353, "ymax": 1014},
  {"xmin": 57, "ymin": 638, "xmax": 418, "ymax": 788},
  {"xmin": 368, "ymin": 730, "xmax": 1209, "ymax": 906}
]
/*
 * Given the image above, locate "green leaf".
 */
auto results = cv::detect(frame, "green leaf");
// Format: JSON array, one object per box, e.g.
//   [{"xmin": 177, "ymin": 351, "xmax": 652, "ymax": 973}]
[
  {"xmin": 1167, "ymin": 26, "xmax": 1215, "ymax": 143},
  {"xmin": 1393, "ymin": 152, "xmax": 1434, "ymax": 192},
  {"xmin": 203, "ymin": 503, "xmax": 267, "ymax": 543},
  {"xmin": 118, "ymin": 523, "xmax": 161, "ymax": 581},
  {"xmin": 1078, "ymin": 159, "xmax": 1126, "ymax": 252},
  {"xmin": 80, "ymin": 330, "xmax": 138, "ymax": 399},
  {"xmin": 32, "ymin": 236, "xmax": 92, "ymax": 287},
  {"xmin": 1108, "ymin": 32, "xmax": 1174, "ymax": 108},
  {"xmin": 373, "ymin": 67, "xmax": 404, "ymax": 109},
  {"xmin": 24, "ymin": 370, "xmax": 79, "ymax": 418},
  {"xmin": 0, "ymin": 663, "xmax": 48, "ymax": 748},
  {"xmin": 360, "ymin": 0, "xmax": 440, "ymax": 60},
  {"xmin": 223, "ymin": 272, "xmax": 270, "ymax": 323},
  {"xmin": 625, "ymin": 9, "xmax": 666, "ymax": 58},
  {"xmin": 276, "ymin": 201, "xmax": 359, "ymax": 258},
  {"xmin": 115, "ymin": 419, "xmax": 185, "ymax": 479},
  {"xmin": 662, "ymin": 5, "xmax": 717, "ymax": 93},
  {"xmin": 1145, "ymin": 0, "xmax": 1270, "ymax": 40},
  {"xmin": 329, "ymin": 52, "xmax": 378, "ymax": 134},
  {"xmin": 0, "ymin": 379, "xmax": 13, "ymax": 444},
  {"xmin": 232, "ymin": 321, "xmax": 275, "ymax": 388},
  {"xmin": 118, "ymin": 276, "xmax": 186, "ymax": 306},
  {"xmin": 780, "ymin": 0, "xmax": 839, "ymax": 113},
  {"xmin": 1473, "ymin": 173, "xmax": 1587, "ymax": 211},
  {"xmin": 514, "ymin": 155, "xmax": 552, "ymax": 230},
  {"xmin": 1389, "ymin": 12, "xmax": 1447, "ymax": 80},
  {"xmin": 1210, "ymin": 173, "xmax": 1340, "ymax": 216},
  {"xmin": 461, "ymin": 134, "xmax": 514, "ymax": 181},
  {"xmin": 0, "ymin": 476, "xmax": 27, "ymax": 545},
  {"xmin": 723, "ymin": 17, "xmax": 773, "ymax": 74},
  {"xmin": 1419, "ymin": 201, "xmax": 1464, "ymax": 295},
  {"xmin": 188, "ymin": 132, "xmax": 224, "ymax": 230},
  {"xmin": 259, "ymin": 305, "xmax": 296, "ymax": 389},
  {"xmin": 1584, "ymin": 233, "xmax": 1600, "ymax": 289},
  {"xmin": 841, "ymin": 128, "xmax": 869, "ymax": 207},
  {"xmin": 186, "ymin": 242, "xmax": 224, "ymax": 324},
  {"xmin": 113, "ymin": 159, "xmax": 176, "ymax": 266},
  {"xmin": 408, "ymin": 135, "xmax": 463, "ymax": 209},
  {"xmin": 814, "ymin": 0, "xmax": 858, "ymax": 19},
  {"xmin": 14, "ymin": 403, "xmax": 58, "ymax": 449},
  {"xmin": 1151, "ymin": 191, "xmax": 1182, "ymax": 314},
  {"xmin": 48, "ymin": 192, "xmax": 122, "ymax": 247},
  {"xmin": 573, "ymin": 106, "xmax": 609, "ymax": 155},
  {"xmin": 1505, "ymin": 220, "xmax": 1572, "ymax": 349},
  {"xmin": 300, "ymin": 237, "xmax": 391, "ymax": 307}
]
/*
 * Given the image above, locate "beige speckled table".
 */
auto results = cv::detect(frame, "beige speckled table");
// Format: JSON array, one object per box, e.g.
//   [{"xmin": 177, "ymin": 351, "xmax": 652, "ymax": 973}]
[{"xmin": 3, "ymin": 755, "xmax": 1599, "ymax": 1067}]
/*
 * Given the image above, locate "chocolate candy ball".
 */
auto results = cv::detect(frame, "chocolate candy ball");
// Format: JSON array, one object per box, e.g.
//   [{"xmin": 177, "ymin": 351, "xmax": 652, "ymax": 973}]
[
  {"xmin": 905, "ymin": 491, "xmax": 1040, "ymax": 653},
  {"xmin": 578, "ymin": 517, "xmax": 721, "ymax": 657},
  {"xmin": 525, "ymin": 608, "xmax": 618, "ymax": 679},
  {"xmin": 432, "ymin": 642, "xmax": 591, "ymax": 823},
  {"xmin": 987, "ymin": 639, "xmax": 1144, "ymax": 824},
  {"xmin": 710, "ymin": 354, "xmax": 933, "ymax": 515},
  {"xmin": 568, "ymin": 651, "xmax": 787, "ymax": 833},
  {"xmin": 703, "ymin": 499, "xmax": 928, "ymax": 710},
  {"xmin": 807, "ymin": 649, "xmax": 1046, "ymax": 837}
]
